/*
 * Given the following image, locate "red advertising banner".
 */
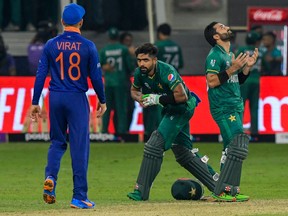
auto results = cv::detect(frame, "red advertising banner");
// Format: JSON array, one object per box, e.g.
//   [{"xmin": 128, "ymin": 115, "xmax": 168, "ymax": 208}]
[
  {"xmin": 248, "ymin": 7, "xmax": 288, "ymax": 25},
  {"xmin": 247, "ymin": 7, "xmax": 288, "ymax": 29},
  {"xmin": 0, "ymin": 76, "xmax": 287, "ymax": 134}
]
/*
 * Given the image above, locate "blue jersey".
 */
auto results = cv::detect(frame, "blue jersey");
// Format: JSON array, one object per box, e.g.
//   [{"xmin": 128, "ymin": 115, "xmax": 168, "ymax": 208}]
[{"xmin": 32, "ymin": 27, "xmax": 105, "ymax": 105}]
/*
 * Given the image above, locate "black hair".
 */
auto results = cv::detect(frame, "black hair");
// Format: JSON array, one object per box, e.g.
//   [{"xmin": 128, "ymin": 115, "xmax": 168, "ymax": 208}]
[
  {"xmin": 157, "ymin": 23, "xmax": 171, "ymax": 36},
  {"xmin": 263, "ymin": 31, "xmax": 277, "ymax": 43},
  {"xmin": 119, "ymin": 32, "xmax": 133, "ymax": 43},
  {"xmin": 251, "ymin": 25, "xmax": 263, "ymax": 32},
  {"xmin": 135, "ymin": 43, "xmax": 158, "ymax": 57},
  {"xmin": 33, "ymin": 20, "xmax": 58, "ymax": 43},
  {"xmin": 204, "ymin": 21, "xmax": 218, "ymax": 47}
]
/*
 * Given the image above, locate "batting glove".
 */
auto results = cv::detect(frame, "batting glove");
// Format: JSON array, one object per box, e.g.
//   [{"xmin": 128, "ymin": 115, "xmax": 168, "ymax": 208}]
[{"xmin": 142, "ymin": 94, "xmax": 161, "ymax": 106}]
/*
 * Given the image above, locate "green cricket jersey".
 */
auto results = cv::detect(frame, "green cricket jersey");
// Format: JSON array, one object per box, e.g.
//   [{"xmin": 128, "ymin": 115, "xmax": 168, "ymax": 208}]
[
  {"xmin": 100, "ymin": 43, "xmax": 133, "ymax": 86},
  {"xmin": 133, "ymin": 60, "xmax": 191, "ymax": 113},
  {"xmin": 205, "ymin": 45, "xmax": 243, "ymax": 114},
  {"xmin": 261, "ymin": 47, "xmax": 282, "ymax": 75},
  {"xmin": 154, "ymin": 39, "xmax": 184, "ymax": 70}
]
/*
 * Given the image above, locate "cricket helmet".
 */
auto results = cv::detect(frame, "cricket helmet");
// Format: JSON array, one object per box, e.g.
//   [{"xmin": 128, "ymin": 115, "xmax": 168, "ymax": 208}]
[{"xmin": 171, "ymin": 178, "xmax": 204, "ymax": 200}]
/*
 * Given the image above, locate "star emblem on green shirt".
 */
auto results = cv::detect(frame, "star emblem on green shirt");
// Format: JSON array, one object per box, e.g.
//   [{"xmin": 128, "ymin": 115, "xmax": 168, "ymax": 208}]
[{"xmin": 228, "ymin": 114, "xmax": 236, "ymax": 122}]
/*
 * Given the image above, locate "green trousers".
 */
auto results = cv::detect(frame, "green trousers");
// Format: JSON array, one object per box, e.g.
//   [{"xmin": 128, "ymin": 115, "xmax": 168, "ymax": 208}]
[
  {"xmin": 102, "ymin": 86, "xmax": 128, "ymax": 134},
  {"xmin": 156, "ymin": 96, "xmax": 196, "ymax": 150},
  {"xmin": 212, "ymin": 111, "xmax": 244, "ymax": 150},
  {"xmin": 143, "ymin": 106, "xmax": 162, "ymax": 137},
  {"xmin": 240, "ymin": 78, "xmax": 260, "ymax": 134},
  {"xmin": 158, "ymin": 96, "xmax": 216, "ymax": 175}
]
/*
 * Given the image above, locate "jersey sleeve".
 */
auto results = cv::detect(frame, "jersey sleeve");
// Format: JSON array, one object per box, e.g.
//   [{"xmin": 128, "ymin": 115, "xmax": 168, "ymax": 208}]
[
  {"xmin": 32, "ymin": 42, "xmax": 50, "ymax": 105},
  {"xmin": 132, "ymin": 69, "xmax": 141, "ymax": 89},
  {"xmin": 205, "ymin": 53, "xmax": 221, "ymax": 74},
  {"xmin": 89, "ymin": 43, "xmax": 106, "ymax": 104},
  {"xmin": 162, "ymin": 67, "xmax": 181, "ymax": 91}
]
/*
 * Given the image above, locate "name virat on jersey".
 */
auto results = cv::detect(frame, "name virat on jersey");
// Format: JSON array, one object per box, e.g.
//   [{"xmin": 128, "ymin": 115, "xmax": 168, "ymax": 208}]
[{"xmin": 56, "ymin": 42, "xmax": 82, "ymax": 50}]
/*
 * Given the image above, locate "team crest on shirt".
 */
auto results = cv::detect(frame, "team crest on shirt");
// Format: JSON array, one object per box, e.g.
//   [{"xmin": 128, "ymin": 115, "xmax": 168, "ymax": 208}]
[
  {"xmin": 168, "ymin": 74, "xmax": 175, "ymax": 81},
  {"xmin": 226, "ymin": 61, "xmax": 230, "ymax": 67},
  {"xmin": 210, "ymin": 59, "xmax": 216, "ymax": 67}
]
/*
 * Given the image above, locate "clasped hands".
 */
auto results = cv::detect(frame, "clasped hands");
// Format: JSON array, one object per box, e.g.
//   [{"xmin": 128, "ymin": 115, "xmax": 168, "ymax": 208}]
[{"xmin": 229, "ymin": 48, "xmax": 259, "ymax": 73}]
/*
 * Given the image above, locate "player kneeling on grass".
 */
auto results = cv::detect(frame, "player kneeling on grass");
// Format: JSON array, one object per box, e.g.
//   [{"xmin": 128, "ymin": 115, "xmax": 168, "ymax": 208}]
[{"xmin": 127, "ymin": 43, "xmax": 219, "ymax": 201}]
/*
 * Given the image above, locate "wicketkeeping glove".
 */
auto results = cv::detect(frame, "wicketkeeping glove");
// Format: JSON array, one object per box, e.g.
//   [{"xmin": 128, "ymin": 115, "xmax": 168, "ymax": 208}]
[{"xmin": 142, "ymin": 94, "xmax": 161, "ymax": 106}]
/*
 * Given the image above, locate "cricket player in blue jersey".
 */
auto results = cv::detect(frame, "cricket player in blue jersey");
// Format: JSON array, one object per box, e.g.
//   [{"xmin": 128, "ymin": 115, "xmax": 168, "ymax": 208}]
[{"xmin": 29, "ymin": 3, "xmax": 106, "ymax": 209}]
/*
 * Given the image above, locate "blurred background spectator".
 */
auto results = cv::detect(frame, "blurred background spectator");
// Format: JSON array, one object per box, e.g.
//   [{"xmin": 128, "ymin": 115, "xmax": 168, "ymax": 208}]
[
  {"xmin": 261, "ymin": 31, "xmax": 283, "ymax": 76},
  {"xmin": 119, "ymin": 31, "xmax": 137, "ymax": 131},
  {"xmin": 0, "ymin": 34, "xmax": 16, "ymax": 75},
  {"xmin": 155, "ymin": 23, "xmax": 184, "ymax": 71},
  {"xmin": 237, "ymin": 31, "xmax": 263, "ymax": 134},
  {"xmin": 251, "ymin": 25, "xmax": 264, "ymax": 37},
  {"xmin": 100, "ymin": 27, "xmax": 134, "ymax": 134},
  {"xmin": 27, "ymin": 21, "xmax": 58, "ymax": 75}
]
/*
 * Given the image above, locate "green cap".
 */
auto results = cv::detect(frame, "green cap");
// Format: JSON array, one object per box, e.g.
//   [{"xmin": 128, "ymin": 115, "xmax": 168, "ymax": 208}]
[
  {"xmin": 171, "ymin": 178, "xmax": 204, "ymax": 200},
  {"xmin": 108, "ymin": 27, "xmax": 119, "ymax": 40},
  {"xmin": 246, "ymin": 31, "xmax": 262, "ymax": 45}
]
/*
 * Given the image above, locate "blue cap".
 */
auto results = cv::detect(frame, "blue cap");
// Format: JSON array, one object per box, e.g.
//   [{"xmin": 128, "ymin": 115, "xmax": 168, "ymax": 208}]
[{"xmin": 62, "ymin": 3, "xmax": 85, "ymax": 25}]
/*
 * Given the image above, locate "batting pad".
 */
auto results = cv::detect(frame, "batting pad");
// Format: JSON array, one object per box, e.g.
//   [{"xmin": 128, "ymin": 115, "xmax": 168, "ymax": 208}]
[
  {"xmin": 136, "ymin": 130, "xmax": 165, "ymax": 200},
  {"xmin": 214, "ymin": 134, "xmax": 249, "ymax": 196},
  {"xmin": 172, "ymin": 144, "xmax": 216, "ymax": 192}
]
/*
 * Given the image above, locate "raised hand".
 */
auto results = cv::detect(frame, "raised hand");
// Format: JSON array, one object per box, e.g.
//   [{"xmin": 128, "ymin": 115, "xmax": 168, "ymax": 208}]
[
  {"xmin": 246, "ymin": 48, "xmax": 259, "ymax": 67},
  {"xmin": 225, "ymin": 52, "xmax": 249, "ymax": 76}
]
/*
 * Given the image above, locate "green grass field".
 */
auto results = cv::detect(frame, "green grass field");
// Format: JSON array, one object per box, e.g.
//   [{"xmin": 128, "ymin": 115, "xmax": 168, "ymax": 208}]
[{"xmin": 0, "ymin": 142, "xmax": 288, "ymax": 215}]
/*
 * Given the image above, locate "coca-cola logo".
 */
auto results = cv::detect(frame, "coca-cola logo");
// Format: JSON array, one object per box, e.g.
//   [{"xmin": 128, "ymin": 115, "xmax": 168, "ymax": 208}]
[
  {"xmin": 253, "ymin": 10, "xmax": 283, "ymax": 21},
  {"xmin": 250, "ymin": 8, "xmax": 288, "ymax": 22}
]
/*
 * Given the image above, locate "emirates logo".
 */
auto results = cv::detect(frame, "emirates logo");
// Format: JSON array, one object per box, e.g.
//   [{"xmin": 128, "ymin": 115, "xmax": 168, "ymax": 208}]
[{"xmin": 253, "ymin": 9, "xmax": 284, "ymax": 21}]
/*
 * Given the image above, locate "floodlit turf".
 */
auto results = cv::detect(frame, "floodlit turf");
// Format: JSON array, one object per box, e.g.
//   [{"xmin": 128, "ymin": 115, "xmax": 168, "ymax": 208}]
[{"xmin": 0, "ymin": 142, "xmax": 287, "ymax": 215}]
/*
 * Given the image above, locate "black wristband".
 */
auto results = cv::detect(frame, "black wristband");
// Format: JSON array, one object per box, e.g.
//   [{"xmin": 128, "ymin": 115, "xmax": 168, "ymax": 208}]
[
  {"xmin": 159, "ymin": 94, "xmax": 176, "ymax": 106},
  {"xmin": 217, "ymin": 71, "xmax": 229, "ymax": 84},
  {"xmin": 238, "ymin": 71, "xmax": 250, "ymax": 84}
]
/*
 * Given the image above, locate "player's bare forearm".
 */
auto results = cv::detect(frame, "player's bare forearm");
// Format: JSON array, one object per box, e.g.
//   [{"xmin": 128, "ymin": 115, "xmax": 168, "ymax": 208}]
[
  {"xmin": 206, "ymin": 73, "xmax": 221, "ymax": 88},
  {"xmin": 131, "ymin": 86, "xmax": 143, "ymax": 103},
  {"xmin": 241, "ymin": 65, "xmax": 251, "ymax": 75},
  {"xmin": 173, "ymin": 83, "xmax": 188, "ymax": 103}
]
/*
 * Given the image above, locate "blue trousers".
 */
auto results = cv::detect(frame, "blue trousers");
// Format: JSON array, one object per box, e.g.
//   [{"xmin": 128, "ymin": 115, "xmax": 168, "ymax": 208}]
[{"xmin": 45, "ymin": 91, "xmax": 90, "ymax": 200}]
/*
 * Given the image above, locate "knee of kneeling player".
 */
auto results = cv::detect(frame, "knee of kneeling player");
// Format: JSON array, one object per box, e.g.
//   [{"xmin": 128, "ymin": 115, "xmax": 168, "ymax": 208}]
[{"xmin": 144, "ymin": 130, "xmax": 165, "ymax": 158}]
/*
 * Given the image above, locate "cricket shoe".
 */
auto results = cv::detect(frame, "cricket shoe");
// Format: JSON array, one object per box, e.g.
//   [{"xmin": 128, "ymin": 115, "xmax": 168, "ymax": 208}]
[
  {"xmin": 127, "ymin": 190, "xmax": 143, "ymax": 201},
  {"xmin": 43, "ymin": 176, "xmax": 56, "ymax": 204},
  {"xmin": 211, "ymin": 192, "xmax": 236, "ymax": 202},
  {"xmin": 235, "ymin": 193, "xmax": 250, "ymax": 202},
  {"xmin": 70, "ymin": 198, "xmax": 95, "ymax": 209}
]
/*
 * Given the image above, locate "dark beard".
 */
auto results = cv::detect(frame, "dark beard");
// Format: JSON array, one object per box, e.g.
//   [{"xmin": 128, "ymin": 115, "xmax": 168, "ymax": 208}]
[
  {"xmin": 219, "ymin": 30, "xmax": 234, "ymax": 42},
  {"xmin": 140, "ymin": 66, "xmax": 152, "ymax": 74}
]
